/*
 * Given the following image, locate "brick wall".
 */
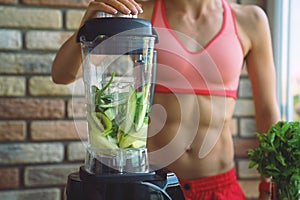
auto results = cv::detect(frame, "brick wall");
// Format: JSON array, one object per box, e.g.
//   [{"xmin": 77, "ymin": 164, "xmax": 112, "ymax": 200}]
[{"xmin": 0, "ymin": 0, "xmax": 267, "ymax": 199}]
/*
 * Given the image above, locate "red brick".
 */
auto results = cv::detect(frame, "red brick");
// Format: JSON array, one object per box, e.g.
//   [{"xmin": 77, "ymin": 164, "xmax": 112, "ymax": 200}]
[
  {"xmin": 0, "ymin": 0, "xmax": 18, "ymax": 5},
  {"xmin": 230, "ymin": 118, "xmax": 238, "ymax": 136},
  {"xmin": 22, "ymin": 0, "xmax": 90, "ymax": 8},
  {"xmin": 0, "ymin": 98, "xmax": 65, "ymax": 119},
  {"xmin": 234, "ymin": 138, "xmax": 258, "ymax": 158},
  {"xmin": 0, "ymin": 121, "xmax": 26, "ymax": 141},
  {"xmin": 31, "ymin": 120, "xmax": 87, "ymax": 141},
  {"xmin": 24, "ymin": 164, "xmax": 80, "ymax": 187},
  {"xmin": 237, "ymin": 159, "xmax": 260, "ymax": 179},
  {"xmin": 67, "ymin": 98, "xmax": 86, "ymax": 118},
  {"xmin": 0, "ymin": 168, "xmax": 19, "ymax": 189},
  {"xmin": 0, "ymin": 143, "xmax": 64, "ymax": 164}
]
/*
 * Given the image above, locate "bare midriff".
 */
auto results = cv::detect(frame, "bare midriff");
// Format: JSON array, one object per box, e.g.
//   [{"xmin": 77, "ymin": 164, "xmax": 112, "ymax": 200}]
[{"xmin": 147, "ymin": 92, "xmax": 236, "ymax": 179}]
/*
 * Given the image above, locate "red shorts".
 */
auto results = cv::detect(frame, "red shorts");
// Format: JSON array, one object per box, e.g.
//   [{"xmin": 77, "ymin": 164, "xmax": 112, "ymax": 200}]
[{"xmin": 178, "ymin": 168, "xmax": 246, "ymax": 200}]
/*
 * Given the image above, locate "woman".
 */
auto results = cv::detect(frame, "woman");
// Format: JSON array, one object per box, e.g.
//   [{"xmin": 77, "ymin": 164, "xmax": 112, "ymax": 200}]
[{"xmin": 52, "ymin": 0, "xmax": 280, "ymax": 199}]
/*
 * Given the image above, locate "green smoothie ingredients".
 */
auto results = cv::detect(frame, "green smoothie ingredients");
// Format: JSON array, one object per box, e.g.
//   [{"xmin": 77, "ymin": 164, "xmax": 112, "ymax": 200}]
[{"xmin": 88, "ymin": 72, "xmax": 150, "ymax": 149}]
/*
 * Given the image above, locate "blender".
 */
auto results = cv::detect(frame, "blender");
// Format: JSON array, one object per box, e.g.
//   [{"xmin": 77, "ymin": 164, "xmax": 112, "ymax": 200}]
[{"xmin": 65, "ymin": 13, "xmax": 184, "ymax": 200}]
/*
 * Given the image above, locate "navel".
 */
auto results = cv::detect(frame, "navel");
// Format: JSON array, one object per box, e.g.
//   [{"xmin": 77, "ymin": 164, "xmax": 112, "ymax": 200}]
[{"xmin": 184, "ymin": 145, "xmax": 192, "ymax": 152}]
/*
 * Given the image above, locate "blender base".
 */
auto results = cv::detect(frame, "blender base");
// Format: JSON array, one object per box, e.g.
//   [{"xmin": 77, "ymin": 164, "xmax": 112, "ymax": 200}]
[{"xmin": 66, "ymin": 166, "xmax": 185, "ymax": 200}]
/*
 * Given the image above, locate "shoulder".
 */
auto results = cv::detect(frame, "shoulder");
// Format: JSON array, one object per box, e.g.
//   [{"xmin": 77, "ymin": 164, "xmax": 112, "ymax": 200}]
[
  {"xmin": 230, "ymin": 3, "xmax": 270, "ymax": 38},
  {"xmin": 229, "ymin": 2, "xmax": 271, "ymax": 54}
]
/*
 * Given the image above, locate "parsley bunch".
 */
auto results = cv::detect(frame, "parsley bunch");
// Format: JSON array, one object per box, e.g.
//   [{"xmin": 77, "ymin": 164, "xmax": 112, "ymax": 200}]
[{"xmin": 248, "ymin": 121, "xmax": 300, "ymax": 200}]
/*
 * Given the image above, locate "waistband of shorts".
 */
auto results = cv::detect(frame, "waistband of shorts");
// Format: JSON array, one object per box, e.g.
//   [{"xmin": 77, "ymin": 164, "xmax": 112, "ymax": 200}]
[{"xmin": 178, "ymin": 167, "xmax": 237, "ymax": 191}]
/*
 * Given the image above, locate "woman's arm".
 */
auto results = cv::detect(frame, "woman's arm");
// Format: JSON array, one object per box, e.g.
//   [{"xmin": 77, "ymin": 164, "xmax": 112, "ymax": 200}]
[
  {"xmin": 240, "ymin": 5, "xmax": 280, "ymax": 200},
  {"xmin": 51, "ymin": 0, "xmax": 143, "ymax": 84},
  {"xmin": 244, "ymin": 6, "xmax": 280, "ymax": 132},
  {"xmin": 51, "ymin": 32, "xmax": 82, "ymax": 84}
]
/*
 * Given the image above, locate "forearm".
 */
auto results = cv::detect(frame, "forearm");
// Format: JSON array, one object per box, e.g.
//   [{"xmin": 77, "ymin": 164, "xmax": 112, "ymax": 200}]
[
  {"xmin": 52, "ymin": 32, "xmax": 82, "ymax": 84},
  {"xmin": 255, "ymin": 105, "xmax": 280, "ymax": 200},
  {"xmin": 255, "ymin": 104, "xmax": 280, "ymax": 134},
  {"xmin": 51, "ymin": 1, "xmax": 144, "ymax": 85}
]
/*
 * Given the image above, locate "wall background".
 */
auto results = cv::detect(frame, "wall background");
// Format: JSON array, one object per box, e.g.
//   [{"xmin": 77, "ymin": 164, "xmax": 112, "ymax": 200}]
[{"xmin": 0, "ymin": 0, "xmax": 267, "ymax": 199}]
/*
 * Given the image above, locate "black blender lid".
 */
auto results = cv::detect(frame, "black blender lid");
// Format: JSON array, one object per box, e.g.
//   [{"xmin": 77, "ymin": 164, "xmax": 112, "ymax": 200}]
[{"xmin": 76, "ymin": 17, "xmax": 158, "ymax": 43}]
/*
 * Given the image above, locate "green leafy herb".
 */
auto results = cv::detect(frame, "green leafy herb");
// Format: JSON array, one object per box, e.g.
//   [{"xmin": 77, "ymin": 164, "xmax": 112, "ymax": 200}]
[{"xmin": 247, "ymin": 121, "xmax": 300, "ymax": 199}]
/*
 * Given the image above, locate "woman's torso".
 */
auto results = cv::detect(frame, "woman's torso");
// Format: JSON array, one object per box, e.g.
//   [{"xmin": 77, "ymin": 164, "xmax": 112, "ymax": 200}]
[{"xmin": 139, "ymin": 0, "xmax": 246, "ymax": 179}]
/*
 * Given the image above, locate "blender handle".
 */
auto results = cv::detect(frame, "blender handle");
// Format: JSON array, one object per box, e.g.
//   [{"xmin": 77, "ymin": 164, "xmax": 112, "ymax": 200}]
[{"xmin": 139, "ymin": 181, "xmax": 172, "ymax": 200}]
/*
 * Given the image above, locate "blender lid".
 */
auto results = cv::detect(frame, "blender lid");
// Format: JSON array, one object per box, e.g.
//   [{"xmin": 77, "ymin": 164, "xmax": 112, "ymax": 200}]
[{"xmin": 76, "ymin": 17, "xmax": 158, "ymax": 43}]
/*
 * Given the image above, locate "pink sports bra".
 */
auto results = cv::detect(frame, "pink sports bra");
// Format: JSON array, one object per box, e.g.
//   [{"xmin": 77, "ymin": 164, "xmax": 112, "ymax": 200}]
[{"xmin": 152, "ymin": 0, "xmax": 244, "ymax": 99}]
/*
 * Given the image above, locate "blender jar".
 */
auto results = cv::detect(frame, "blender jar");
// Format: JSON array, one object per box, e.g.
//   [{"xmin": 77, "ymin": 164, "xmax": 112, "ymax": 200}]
[{"xmin": 77, "ymin": 16, "xmax": 158, "ymax": 174}]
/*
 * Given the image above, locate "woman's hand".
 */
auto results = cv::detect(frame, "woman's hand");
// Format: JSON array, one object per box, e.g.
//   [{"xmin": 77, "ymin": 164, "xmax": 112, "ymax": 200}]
[{"xmin": 80, "ymin": 0, "xmax": 143, "ymax": 26}]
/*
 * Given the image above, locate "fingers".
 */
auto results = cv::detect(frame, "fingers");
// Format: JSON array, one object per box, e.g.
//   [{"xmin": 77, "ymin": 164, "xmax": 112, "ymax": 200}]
[
  {"xmin": 80, "ymin": 0, "xmax": 143, "ymax": 27},
  {"xmin": 122, "ymin": 0, "xmax": 144, "ymax": 14},
  {"xmin": 94, "ymin": 0, "xmax": 143, "ymax": 15},
  {"xmin": 87, "ymin": 1, "xmax": 118, "ymax": 15}
]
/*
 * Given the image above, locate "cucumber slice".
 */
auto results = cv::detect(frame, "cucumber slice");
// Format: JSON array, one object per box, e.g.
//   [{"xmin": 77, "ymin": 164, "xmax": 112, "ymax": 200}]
[
  {"xmin": 88, "ymin": 115, "xmax": 118, "ymax": 149},
  {"xmin": 107, "ymin": 135, "xmax": 118, "ymax": 145},
  {"xmin": 134, "ymin": 101, "xmax": 148, "ymax": 132},
  {"xmin": 134, "ymin": 85, "xmax": 150, "ymax": 132},
  {"xmin": 90, "ymin": 129, "xmax": 118, "ymax": 149},
  {"xmin": 89, "ymin": 112, "xmax": 104, "ymax": 132},
  {"xmin": 131, "ymin": 140, "xmax": 146, "ymax": 148},
  {"xmin": 119, "ymin": 86, "xmax": 137, "ymax": 133},
  {"xmin": 117, "ymin": 129, "xmax": 124, "ymax": 144},
  {"xmin": 91, "ymin": 112, "xmax": 112, "ymax": 136},
  {"xmin": 119, "ymin": 132, "xmax": 147, "ymax": 148},
  {"xmin": 104, "ymin": 108, "xmax": 117, "ymax": 120},
  {"xmin": 119, "ymin": 125, "xmax": 147, "ymax": 148}
]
